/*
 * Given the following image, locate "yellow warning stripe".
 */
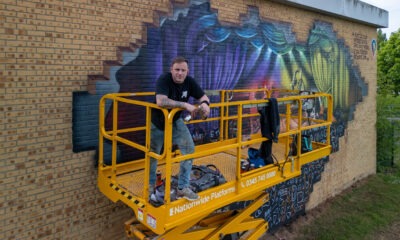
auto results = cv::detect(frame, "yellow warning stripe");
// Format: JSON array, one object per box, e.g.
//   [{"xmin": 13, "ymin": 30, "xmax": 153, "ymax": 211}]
[{"xmin": 110, "ymin": 183, "xmax": 145, "ymax": 208}]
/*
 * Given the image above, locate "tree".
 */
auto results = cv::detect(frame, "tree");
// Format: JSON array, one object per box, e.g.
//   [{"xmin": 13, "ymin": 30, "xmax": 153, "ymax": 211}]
[
  {"xmin": 377, "ymin": 29, "xmax": 400, "ymax": 96},
  {"xmin": 376, "ymin": 95, "xmax": 397, "ymax": 167},
  {"xmin": 377, "ymin": 29, "xmax": 387, "ymax": 50}
]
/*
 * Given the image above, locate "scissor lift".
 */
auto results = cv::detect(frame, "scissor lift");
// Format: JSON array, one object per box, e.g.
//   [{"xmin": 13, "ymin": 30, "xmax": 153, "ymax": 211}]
[{"xmin": 98, "ymin": 89, "xmax": 333, "ymax": 239}]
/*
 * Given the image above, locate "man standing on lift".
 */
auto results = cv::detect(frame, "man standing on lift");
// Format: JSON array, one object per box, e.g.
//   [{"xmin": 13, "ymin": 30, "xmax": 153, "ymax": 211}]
[{"xmin": 150, "ymin": 56, "xmax": 210, "ymax": 201}]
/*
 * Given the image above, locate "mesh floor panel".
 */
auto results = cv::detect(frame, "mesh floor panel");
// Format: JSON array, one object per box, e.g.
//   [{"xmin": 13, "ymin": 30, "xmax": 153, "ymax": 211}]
[{"xmin": 116, "ymin": 143, "xmax": 287, "ymax": 198}]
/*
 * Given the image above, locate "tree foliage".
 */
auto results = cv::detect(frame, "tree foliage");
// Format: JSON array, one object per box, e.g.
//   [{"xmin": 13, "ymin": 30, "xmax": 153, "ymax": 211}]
[
  {"xmin": 377, "ymin": 29, "xmax": 387, "ymax": 50},
  {"xmin": 376, "ymin": 95, "xmax": 396, "ymax": 167},
  {"xmin": 376, "ymin": 29, "xmax": 400, "ymax": 169},
  {"xmin": 377, "ymin": 29, "xmax": 400, "ymax": 96}
]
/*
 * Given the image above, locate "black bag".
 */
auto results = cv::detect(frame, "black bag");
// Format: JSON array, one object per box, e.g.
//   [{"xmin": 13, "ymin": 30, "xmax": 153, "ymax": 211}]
[
  {"xmin": 150, "ymin": 164, "xmax": 227, "ymax": 206},
  {"xmin": 189, "ymin": 164, "xmax": 227, "ymax": 192}
]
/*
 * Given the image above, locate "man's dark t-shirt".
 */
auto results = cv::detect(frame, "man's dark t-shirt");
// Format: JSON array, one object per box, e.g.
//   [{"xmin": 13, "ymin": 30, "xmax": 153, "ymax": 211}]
[{"xmin": 151, "ymin": 73, "xmax": 204, "ymax": 130}]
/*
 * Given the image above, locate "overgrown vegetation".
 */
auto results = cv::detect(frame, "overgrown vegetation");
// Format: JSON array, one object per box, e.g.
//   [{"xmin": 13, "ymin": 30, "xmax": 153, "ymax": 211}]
[
  {"xmin": 377, "ymin": 29, "xmax": 400, "ymax": 169},
  {"xmin": 376, "ymin": 95, "xmax": 400, "ymax": 168},
  {"xmin": 296, "ymin": 167, "xmax": 400, "ymax": 240},
  {"xmin": 377, "ymin": 29, "xmax": 400, "ymax": 96}
]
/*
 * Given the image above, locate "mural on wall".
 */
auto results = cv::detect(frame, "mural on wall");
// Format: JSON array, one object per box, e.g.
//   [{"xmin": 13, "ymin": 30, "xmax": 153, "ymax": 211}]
[{"xmin": 72, "ymin": 0, "xmax": 366, "ymax": 232}]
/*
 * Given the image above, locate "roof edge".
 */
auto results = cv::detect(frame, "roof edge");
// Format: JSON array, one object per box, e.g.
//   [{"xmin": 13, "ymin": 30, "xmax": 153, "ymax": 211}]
[{"xmin": 270, "ymin": 0, "xmax": 388, "ymax": 28}]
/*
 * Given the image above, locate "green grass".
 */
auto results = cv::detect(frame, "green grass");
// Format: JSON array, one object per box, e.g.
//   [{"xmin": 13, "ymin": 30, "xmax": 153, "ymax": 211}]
[{"xmin": 296, "ymin": 166, "xmax": 400, "ymax": 240}]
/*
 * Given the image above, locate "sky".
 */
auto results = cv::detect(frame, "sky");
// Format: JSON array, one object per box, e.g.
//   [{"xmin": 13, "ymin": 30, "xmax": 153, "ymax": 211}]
[{"xmin": 361, "ymin": 0, "xmax": 400, "ymax": 37}]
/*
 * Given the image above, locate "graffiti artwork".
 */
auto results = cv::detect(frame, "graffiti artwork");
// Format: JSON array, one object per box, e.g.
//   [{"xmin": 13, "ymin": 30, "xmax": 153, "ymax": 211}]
[{"xmin": 72, "ymin": 0, "xmax": 367, "ymax": 233}]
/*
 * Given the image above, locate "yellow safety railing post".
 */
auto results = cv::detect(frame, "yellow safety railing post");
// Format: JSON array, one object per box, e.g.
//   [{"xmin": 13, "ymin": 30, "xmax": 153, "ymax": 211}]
[
  {"xmin": 164, "ymin": 108, "xmax": 178, "ymax": 205},
  {"xmin": 144, "ymin": 105, "xmax": 151, "ymax": 202},
  {"xmin": 98, "ymin": 96, "xmax": 106, "ymax": 167},
  {"xmin": 111, "ymin": 98, "xmax": 118, "ymax": 182}
]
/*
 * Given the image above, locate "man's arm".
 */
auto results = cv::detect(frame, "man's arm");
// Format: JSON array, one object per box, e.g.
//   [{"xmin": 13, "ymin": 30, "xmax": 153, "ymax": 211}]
[
  {"xmin": 198, "ymin": 95, "xmax": 210, "ymax": 105},
  {"xmin": 156, "ymin": 94, "xmax": 197, "ymax": 112},
  {"xmin": 156, "ymin": 94, "xmax": 184, "ymax": 108}
]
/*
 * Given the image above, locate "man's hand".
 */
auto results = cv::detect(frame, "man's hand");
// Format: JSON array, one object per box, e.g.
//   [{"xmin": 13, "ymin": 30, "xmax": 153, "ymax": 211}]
[
  {"xmin": 198, "ymin": 103, "xmax": 210, "ymax": 119},
  {"xmin": 183, "ymin": 103, "xmax": 209, "ymax": 122},
  {"xmin": 185, "ymin": 103, "xmax": 197, "ymax": 113}
]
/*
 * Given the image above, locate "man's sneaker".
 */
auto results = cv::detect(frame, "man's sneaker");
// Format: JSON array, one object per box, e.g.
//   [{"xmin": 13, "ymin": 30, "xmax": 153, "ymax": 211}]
[
  {"xmin": 148, "ymin": 185, "xmax": 154, "ymax": 198},
  {"xmin": 177, "ymin": 187, "xmax": 199, "ymax": 201},
  {"xmin": 150, "ymin": 185, "xmax": 178, "ymax": 206}
]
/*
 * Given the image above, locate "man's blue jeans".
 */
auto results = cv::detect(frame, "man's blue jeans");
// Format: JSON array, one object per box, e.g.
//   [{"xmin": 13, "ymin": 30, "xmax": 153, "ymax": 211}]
[{"xmin": 149, "ymin": 118, "xmax": 194, "ymax": 189}]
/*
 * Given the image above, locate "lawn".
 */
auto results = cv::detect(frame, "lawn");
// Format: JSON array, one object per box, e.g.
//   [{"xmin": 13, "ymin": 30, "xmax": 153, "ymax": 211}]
[{"xmin": 266, "ymin": 165, "xmax": 400, "ymax": 240}]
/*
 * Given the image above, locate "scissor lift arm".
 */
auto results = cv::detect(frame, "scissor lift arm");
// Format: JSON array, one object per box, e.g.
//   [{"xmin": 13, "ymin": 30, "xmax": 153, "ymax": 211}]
[{"xmin": 125, "ymin": 192, "xmax": 269, "ymax": 240}]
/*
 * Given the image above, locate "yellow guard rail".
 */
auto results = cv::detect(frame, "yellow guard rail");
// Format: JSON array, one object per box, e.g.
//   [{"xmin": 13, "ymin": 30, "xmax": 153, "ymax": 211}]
[{"xmin": 98, "ymin": 88, "xmax": 333, "ymax": 239}]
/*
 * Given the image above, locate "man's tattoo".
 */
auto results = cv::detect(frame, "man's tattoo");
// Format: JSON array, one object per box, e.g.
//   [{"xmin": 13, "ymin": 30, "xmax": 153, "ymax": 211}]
[{"xmin": 161, "ymin": 98, "xmax": 185, "ymax": 108}]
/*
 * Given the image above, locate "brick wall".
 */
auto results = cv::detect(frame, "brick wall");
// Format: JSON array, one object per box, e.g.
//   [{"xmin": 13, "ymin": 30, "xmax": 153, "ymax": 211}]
[{"xmin": 1, "ymin": 0, "xmax": 377, "ymax": 239}]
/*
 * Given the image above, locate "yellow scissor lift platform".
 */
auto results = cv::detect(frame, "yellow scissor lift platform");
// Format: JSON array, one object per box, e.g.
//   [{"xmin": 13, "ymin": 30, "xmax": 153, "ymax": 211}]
[{"xmin": 98, "ymin": 89, "xmax": 333, "ymax": 239}]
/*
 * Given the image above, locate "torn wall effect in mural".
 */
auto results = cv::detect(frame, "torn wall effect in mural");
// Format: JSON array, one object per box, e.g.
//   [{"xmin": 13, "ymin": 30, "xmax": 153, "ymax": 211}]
[{"xmin": 72, "ymin": 0, "xmax": 366, "ymax": 233}]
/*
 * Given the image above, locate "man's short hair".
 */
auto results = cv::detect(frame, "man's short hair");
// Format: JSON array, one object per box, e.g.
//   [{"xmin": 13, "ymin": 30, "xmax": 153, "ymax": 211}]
[{"xmin": 171, "ymin": 56, "xmax": 189, "ymax": 66}]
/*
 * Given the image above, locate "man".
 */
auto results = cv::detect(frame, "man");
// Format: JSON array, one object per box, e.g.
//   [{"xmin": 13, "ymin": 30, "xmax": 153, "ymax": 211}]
[{"xmin": 150, "ymin": 56, "xmax": 210, "ymax": 201}]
